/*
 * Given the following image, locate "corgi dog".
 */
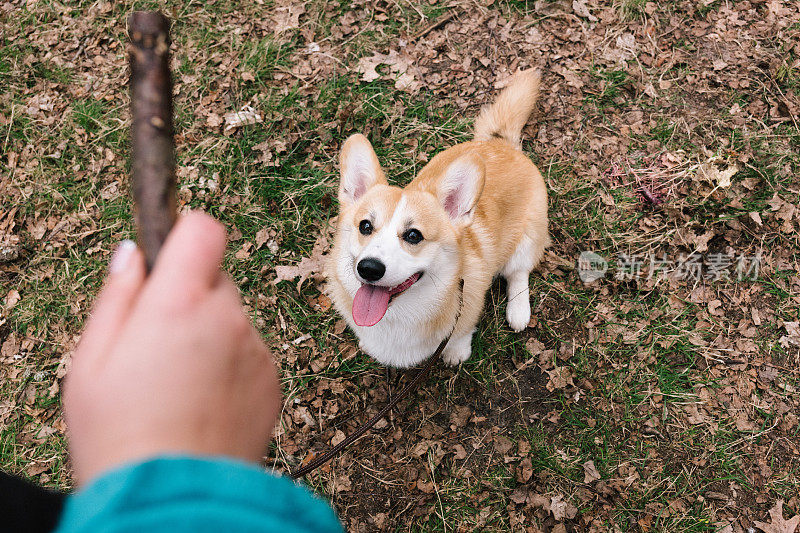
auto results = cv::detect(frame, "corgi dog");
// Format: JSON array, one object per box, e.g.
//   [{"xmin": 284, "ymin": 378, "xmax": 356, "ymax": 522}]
[{"xmin": 327, "ymin": 69, "xmax": 549, "ymax": 368}]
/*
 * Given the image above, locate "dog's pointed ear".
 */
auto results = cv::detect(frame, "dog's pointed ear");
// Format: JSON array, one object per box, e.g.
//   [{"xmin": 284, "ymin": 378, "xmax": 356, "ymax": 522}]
[
  {"xmin": 437, "ymin": 152, "xmax": 485, "ymax": 225},
  {"xmin": 339, "ymin": 134, "xmax": 387, "ymax": 206}
]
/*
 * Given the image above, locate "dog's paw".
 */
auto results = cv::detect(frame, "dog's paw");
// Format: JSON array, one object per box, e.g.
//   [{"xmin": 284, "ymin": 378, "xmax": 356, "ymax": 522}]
[
  {"xmin": 442, "ymin": 336, "xmax": 472, "ymax": 366},
  {"xmin": 506, "ymin": 297, "xmax": 531, "ymax": 332},
  {"xmin": 442, "ymin": 347, "xmax": 470, "ymax": 366}
]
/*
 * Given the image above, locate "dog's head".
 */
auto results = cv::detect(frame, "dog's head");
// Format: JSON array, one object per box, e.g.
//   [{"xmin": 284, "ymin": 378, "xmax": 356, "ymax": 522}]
[{"xmin": 334, "ymin": 134, "xmax": 484, "ymax": 327}]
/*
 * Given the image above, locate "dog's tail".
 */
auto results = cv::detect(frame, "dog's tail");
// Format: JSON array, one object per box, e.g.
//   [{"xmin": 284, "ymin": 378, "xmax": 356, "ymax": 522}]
[{"xmin": 473, "ymin": 69, "xmax": 541, "ymax": 150}]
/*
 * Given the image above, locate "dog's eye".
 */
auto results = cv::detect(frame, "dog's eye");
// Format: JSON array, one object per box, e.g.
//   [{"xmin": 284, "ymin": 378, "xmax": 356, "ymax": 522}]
[
  {"xmin": 402, "ymin": 228, "xmax": 424, "ymax": 245},
  {"xmin": 359, "ymin": 220, "xmax": 373, "ymax": 236}
]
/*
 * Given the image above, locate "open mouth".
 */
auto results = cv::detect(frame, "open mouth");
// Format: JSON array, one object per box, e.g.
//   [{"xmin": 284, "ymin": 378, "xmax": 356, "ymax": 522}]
[{"xmin": 352, "ymin": 272, "xmax": 423, "ymax": 327}]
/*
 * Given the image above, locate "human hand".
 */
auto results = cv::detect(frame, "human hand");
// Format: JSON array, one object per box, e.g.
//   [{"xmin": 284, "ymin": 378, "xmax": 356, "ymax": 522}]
[{"xmin": 64, "ymin": 212, "xmax": 280, "ymax": 486}]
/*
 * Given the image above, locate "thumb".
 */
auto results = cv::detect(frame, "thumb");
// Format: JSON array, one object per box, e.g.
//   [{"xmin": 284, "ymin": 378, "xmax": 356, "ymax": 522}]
[{"xmin": 75, "ymin": 240, "xmax": 147, "ymax": 364}]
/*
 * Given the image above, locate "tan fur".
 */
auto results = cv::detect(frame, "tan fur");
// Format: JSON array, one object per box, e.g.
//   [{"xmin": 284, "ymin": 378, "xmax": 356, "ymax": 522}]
[
  {"xmin": 327, "ymin": 69, "xmax": 549, "ymax": 367},
  {"xmin": 406, "ymin": 139, "xmax": 549, "ymax": 342},
  {"xmin": 473, "ymin": 69, "xmax": 541, "ymax": 150}
]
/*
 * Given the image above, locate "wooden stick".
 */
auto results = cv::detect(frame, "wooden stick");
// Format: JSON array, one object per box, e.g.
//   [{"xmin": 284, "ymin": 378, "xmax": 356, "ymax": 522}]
[
  {"xmin": 128, "ymin": 12, "xmax": 176, "ymax": 272},
  {"xmin": 410, "ymin": 10, "xmax": 455, "ymax": 42}
]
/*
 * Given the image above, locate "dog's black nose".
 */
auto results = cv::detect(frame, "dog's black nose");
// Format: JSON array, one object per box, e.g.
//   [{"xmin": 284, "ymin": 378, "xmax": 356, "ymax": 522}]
[{"xmin": 357, "ymin": 258, "xmax": 385, "ymax": 282}]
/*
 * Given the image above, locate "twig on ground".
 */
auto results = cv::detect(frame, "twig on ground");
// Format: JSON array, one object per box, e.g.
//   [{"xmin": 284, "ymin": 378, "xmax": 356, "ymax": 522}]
[{"xmin": 410, "ymin": 10, "xmax": 455, "ymax": 42}]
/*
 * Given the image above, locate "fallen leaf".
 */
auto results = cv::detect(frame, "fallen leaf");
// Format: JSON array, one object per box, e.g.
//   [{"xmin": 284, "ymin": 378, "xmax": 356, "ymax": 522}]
[
  {"xmin": 411, "ymin": 440, "xmax": 431, "ymax": 457},
  {"xmin": 317, "ymin": 294, "xmax": 332, "ymax": 311},
  {"xmin": 767, "ymin": 194, "xmax": 797, "ymax": 233},
  {"xmin": 546, "ymin": 366, "xmax": 575, "ymax": 391},
  {"xmin": 274, "ymin": 1, "xmax": 306, "ymax": 33},
  {"xmin": 698, "ymin": 161, "xmax": 738, "ymax": 188},
  {"xmin": 252, "ymin": 142, "xmax": 277, "ymax": 166},
  {"xmin": 754, "ymin": 500, "xmax": 800, "ymax": 533},
  {"xmin": 333, "ymin": 473, "xmax": 352, "ymax": 492},
  {"xmin": 517, "ymin": 457, "xmax": 533, "ymax": 482},
  {"xmin": 273, "ymin": 233, "xmax": 329, "ymax": 291},
  {"xmin": 449, "ymin": 405, "xmax": 472, "ymax": 429},
  {"xmin": 417, "ymin": 479, "xmax": 435, "ymax": 493},
  {"xmin": 255, "ymin": 227, "xmax": 271, "ymax": 249},
  {"xmin": 355, "ymin": 50, "xmax": 421, "ymax": 92},
  {"xmin": 583, "ymin": 460, "xmax": 601, "ymax": 483},
  {"xmin": 686, "ymin": 403, "xmax": 709, "ymax": 425},
  {"xmin": 1, "ymin": 332, "xmax": 19, "ymax": 360},
  {"xmin": 779, "ymin": 321, "xmax": 800, "ymax": 348},
  {"xmin": 549, "ymin": 494, "xmax": 578, "ymax": 521},
  {"xmin": 453, "ymin": 444, "xmax": 467, "ymax": 460},
  {"xmin": 734, "ymin": 411, "xmax": 757, "ymax": 432},
  {"xmin": 331, "ymin": 430, "xmax": 346, "ymax": 446},
  {"xmin": 716, "ymin": 522, "xmax": 734, "ymax": 533},
  {"xmin": 510, "ymin": 488, "xmax": 527, "ymax": 504},
  {"xmin": 572, "ymin": 0, "xmax": 597, "ymax": 21},
  {"xmin": 528, "ymin": 492, "xmax": 550, "ymax": 509},
  {"xmin": 255, "ymin": 227, "xmax": 280, "ymax": 253},
  {"xmin": 234, "ymin": 242, "xmax": 252, "ymax": 260},
  {"xmin": 370, "ymin": 513, "xmax": 387, "ymax": 528},
  {"xmin": 0, "ymin": 233, "xmax": 20, "ymax": 262},
  {"xmin": 356, "ymin": 52, "xmax": 388, "ymax": 82},
  {"xmin": 205, "ymin": 112, "xmax": 223, "ymax": 129},
  {"xmin": 223, "ymin": 105, "xmax": 263, "ymax": 133},
  {"xmin": 333, "ymin": 319, "xmax": 347, "ymax": 335},
  {"xmin": 616, "ymin": 33, "xmax": 636, "ymax": 50},
  {"xmin": 494, "ymin": 435, "xmax": 514, "ymax": 455},
  {"xmin": 5, "ymin": 289, "xmax": 20, "ymax": 310}
]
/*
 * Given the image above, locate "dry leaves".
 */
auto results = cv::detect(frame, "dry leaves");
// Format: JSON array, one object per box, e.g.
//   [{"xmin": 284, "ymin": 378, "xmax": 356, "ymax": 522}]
[
  {"xmin": 755, "ymin": 501, "xmax": 800, "ymax": 533},
  {"xmin": 223, "ymin": 105, "xmax": 263, "ymax": 133},
  {"xmin": 572, "ymin": 0, "xmax": 598, "ymax": 22},
  {"xmin": 355, "ymin": 50, "xmax": 421, "ymax": 92},
  {"xmin": 583, "ymin": 460, "xmax": 601, "ymax": 483},
  {"xmin": 4, "ymin": 289, "xmax": 20, "ymax": 311},
  {"xmin": 767, "ymin": 194, "xmax": 798, "ymax": 234},
  {"xmin": 273, "ymin": 231, "xmax": 330, "ymax": 291},
  {"xmin": 255, "ymin": 227, "xmax": 280, "ymax": 254},
  {"xmin": 546, "ymin": 366, "xmax": 575, "ymax": 391},
  {"xmin": 510, "ymin": 489, "xmax": 578, "ymax": 522},
  {"xmin": 0, "ymin": 211, "xmax": 20, "ymax": 263},
  {"xmin": 273, "ymin": 0, "xmax": 306, "ymax": 34},
  {"xmin": 779, "ymin": 321, "xmax": 800, "ymax": 349},
  {"xmin": 697, "ymin": 160, "xmax": 738, "ymax": 189},
  {"xmin": 549, "ymin": 494, "xmax": 579, "ymax": 521}
]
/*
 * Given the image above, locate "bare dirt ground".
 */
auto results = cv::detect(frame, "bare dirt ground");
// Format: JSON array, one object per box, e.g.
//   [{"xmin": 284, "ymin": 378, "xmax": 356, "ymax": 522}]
[{"xmin": 1, "ymin": 0, "xmax": 799, "ymax": 531}]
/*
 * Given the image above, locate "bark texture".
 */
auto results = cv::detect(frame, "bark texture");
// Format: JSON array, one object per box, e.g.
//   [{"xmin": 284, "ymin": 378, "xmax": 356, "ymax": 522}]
[{"xmin": 128, "ymin": 12, "xmax": 176, "ymax": 272}]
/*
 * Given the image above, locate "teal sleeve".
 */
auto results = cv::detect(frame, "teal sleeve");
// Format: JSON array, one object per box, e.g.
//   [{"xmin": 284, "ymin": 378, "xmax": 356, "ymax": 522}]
[{"xmin": 55, "ymin": 456, "xmax": 343, "ymax": 533}]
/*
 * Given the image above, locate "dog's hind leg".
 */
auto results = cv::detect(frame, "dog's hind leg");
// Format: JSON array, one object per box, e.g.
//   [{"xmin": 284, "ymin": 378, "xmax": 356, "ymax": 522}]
[
  {"xmin": 502, "ymin": 233, "xmax": 545, "ymax": 331},
  {"xmin": 505, "ymin": 270, "xmax": 531, "ymax": 332}
]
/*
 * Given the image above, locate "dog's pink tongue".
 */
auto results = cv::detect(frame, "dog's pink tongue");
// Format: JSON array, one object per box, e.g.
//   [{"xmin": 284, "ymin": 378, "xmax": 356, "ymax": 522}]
[{"xmin": 352, "ymin": 284, "xmax": 391, "ymax": 327}]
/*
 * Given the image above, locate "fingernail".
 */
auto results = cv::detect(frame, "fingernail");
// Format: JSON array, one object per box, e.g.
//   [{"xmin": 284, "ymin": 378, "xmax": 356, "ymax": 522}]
[{"xmin": 110, "ymin": 240, "xmax": 137, "ymax": 275}]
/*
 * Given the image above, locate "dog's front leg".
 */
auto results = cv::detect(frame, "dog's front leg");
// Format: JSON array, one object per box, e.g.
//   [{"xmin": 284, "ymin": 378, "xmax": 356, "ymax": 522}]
[{"xmin": 442, "ymin": 275, "xmax": 491, "ymax": 366}]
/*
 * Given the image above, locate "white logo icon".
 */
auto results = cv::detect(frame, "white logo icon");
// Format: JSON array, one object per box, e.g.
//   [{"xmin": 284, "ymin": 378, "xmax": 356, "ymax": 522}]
[{"xmin": 577, "ymin": 251, "xmax": 608, "ymax": 283}]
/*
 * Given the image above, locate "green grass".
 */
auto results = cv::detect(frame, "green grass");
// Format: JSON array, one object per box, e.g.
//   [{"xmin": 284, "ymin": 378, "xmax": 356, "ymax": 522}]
[
  {"xmin": 696, "ymin": 0, "xmax": 722, "ymax": 17},
  {"xmin": 617, "ymin": 0, "xmax": 647, "ymax": 20},
  {"xmin": 583, "ymin": 67, "xmax": 632, "ymax": 114}
]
